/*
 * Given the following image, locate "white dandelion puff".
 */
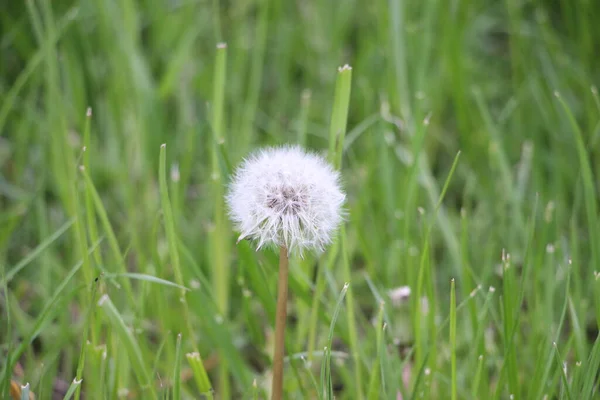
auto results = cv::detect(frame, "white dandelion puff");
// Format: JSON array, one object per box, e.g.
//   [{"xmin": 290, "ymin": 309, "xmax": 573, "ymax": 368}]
[{"xmin": 226, "ymin": 145, "xmax": 345, "ymax": 254}]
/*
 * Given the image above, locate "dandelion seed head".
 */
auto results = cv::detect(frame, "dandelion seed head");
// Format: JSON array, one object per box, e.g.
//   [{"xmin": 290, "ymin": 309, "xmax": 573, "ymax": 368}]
[{"xmin": 226, "ymin": 146, "xmax": 345, "ymax": 254}]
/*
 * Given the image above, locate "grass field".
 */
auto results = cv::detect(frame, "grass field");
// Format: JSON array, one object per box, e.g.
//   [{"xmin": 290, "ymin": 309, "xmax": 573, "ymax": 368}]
[{"xmin": 2, "ymin": 0, "xmax": 600, "ymax": 399}]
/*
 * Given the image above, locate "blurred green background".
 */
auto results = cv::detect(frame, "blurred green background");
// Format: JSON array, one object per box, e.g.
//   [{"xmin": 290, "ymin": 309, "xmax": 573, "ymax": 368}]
[{"xmin": 1, "ymin": 0, "xmax": 600, "ymax": 398}]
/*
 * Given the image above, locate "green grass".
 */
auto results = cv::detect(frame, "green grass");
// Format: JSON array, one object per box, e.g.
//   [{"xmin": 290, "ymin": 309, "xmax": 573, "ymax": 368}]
[{"xmin": 1, "ymin": 0, "xmax": 600, "ymax": 399}]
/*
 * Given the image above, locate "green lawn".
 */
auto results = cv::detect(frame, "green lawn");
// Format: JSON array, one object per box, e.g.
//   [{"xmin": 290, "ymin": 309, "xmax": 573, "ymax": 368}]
[{"xmin": 1, "ymin": 0, "xmax": 600, "ymax": 399}]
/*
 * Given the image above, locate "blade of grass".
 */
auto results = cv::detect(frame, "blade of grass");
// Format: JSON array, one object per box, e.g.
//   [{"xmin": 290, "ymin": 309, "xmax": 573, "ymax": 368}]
[
  {"xmin": 74, "ymin": 277, "xmax": 100, "ymax": 400},
  {"xmin": 554, "ymin": 92, "xmax": 600, "ymax": 325},
  {"xmin": 321, "ymin": 282, "xmax": 348, "ymax": 399},
  {"xmin": 327, "ymin": 64, "xmax": 363, "ymax": 399},
  {"xmin": 0, "ymin": 6, "xmax": 78, "ymax": 136},
  {"xmin": 339, "ymin": 227, "xmax": 364, "ymax": 398},
  {"xmin": 62, "ymin": 379, "xmax": 82, "ymax": 400},
  {"xmin": 414, "ymin": 151, "xmax": 461, "ymax": 368},
  {"xmin": 172, "ymin": 333, "xmax": 183, "ymax": 400},
  {"xmin": 79, "ymin": 168, "xmax": 134, "ymax": 302},
  {"xmin": 239, "ymin": 0, "xmax": 269, "ymax": 151},
  {"xmin": 82, "ymin": 108, "xmax": 102, "ymax": 269},
  {"xmin": 158, "ymin": 144, "xmax": 188, "ymax": 298},
  {"xmin": 210, "ymin": 42, "xmax": 231, "ymax": 399},
  {"xmin": 471, "ymin": 355, "xmax": 484, "ymax": 398},
  {"xmin": 328, "ymin": 65, "xmax": 352, "ymax": 168},
  {"xmin": 319, "ymin": 345, "xmax": 327, "ymax": 400},
  {"xmin": 500, "ymin": 252, "xmax": 519, "ymax": 398},
  {"xmin": 529, "ymin": 269, "xmax": 570, "ymax": 399},
  {"xmin": 2, "ymin": 218, "xmax": 74, "ymax": 284},
  {"xmin": 103, "ymin": 272, "xmax": 190, "ymax": 292},
  {"xmin": 186, "ymin": 352, "xmax": 214, "ymax": 400},
  {"xmin": 98, "ymin": 294, "xmax": 157, "ymax": 400},
  {"xmin": 297, "ymin": 90, "xmax": 312, "ymax": 147},
  {"xmin": 367, "ymin": 301, "xmax": 385, "ymax": 400},
  {"xmin": 2, "ymin": 238, "xmax": 102, "ymax": 384},
  {"xmin": 0, "ymin": 266, "xmax": 11, "ymax": 398},
  {"xmin": 577, "ymin": 333, "xmax": 600, "ymax": 398},
  {"xmin": 553, "ymin": 342, "xmax": 573, "ymax": 400},
  {"xmin": 159, "ymin": 143, "xmax": 214, "ymax": 394},
  {"xmin": 450, "ymin": 278, "xmax": 457, "ymax": 400},
  {"xmin": 307, "ymin": 242, "xmax": 339, "ymax": 364}
]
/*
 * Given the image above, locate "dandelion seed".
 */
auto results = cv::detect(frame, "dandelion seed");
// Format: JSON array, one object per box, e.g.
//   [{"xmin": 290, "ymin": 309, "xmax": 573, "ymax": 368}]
[{"xmin": 226, "ymin": 145, "xmax": 345, "ymax": 254}]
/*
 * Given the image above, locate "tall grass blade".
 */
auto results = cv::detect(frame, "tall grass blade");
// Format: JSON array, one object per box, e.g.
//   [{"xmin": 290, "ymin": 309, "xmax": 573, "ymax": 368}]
[
  {"xmin": 173, "ymin": 333, "xmax": 183, "ymax": 400},
  {"xmin": 98, "ymin": 295, "xmax": 157, "ymax": 400}
]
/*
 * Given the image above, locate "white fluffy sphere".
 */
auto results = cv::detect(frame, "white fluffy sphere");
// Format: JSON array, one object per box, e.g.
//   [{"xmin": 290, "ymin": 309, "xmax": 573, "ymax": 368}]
[{"xmin": 226, "ymin": 146, "xmax": 345, "ymax": 254}]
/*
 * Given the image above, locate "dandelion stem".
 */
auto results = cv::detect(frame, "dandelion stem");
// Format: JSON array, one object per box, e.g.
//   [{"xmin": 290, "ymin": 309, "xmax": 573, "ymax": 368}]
[{"xmin": 272, "ymin": 245, "xmax": 289, "ymax": 400}]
